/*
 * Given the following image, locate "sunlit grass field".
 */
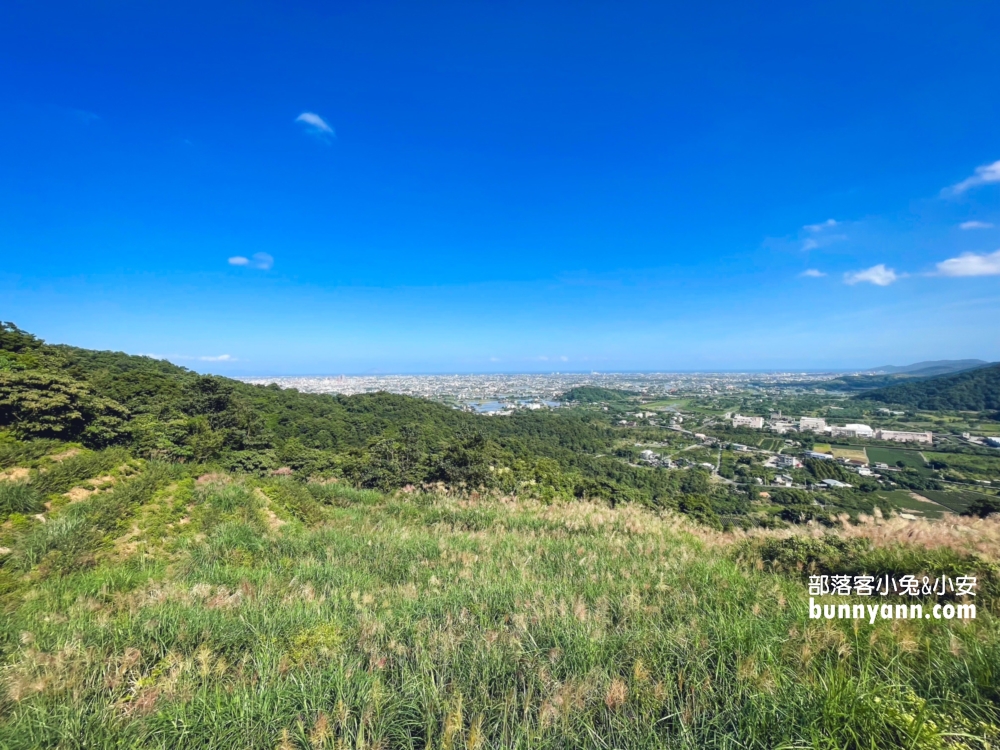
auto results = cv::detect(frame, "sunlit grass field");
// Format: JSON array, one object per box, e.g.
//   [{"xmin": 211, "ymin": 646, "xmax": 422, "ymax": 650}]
[
  {"xmin": 831, "ymin": 447, "xmax": 868, "ymax": 464},
  {"xmin": 2, "ymin": 453, "xmax": 999, "ymax": 748}
]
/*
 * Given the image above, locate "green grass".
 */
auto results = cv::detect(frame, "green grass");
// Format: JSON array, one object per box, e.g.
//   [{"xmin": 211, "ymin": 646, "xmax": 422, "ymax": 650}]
[
  {"xmin": 642, "ymin": 399, "xmax": 688, "ymax": 410},
  {"xmin": 866, "ymin": 447, "xmax": 932, "ymax": 475},
  {"xmin": 831, "ymin": 447, "xmax": 868, "ymax": 463},
  {"xmin": 0, "ymin": 482, "xmax": 41, "ymax": 517},
  {"xmin": 1, "ymin": 465, "xmax": 999, "ymax": 748}
]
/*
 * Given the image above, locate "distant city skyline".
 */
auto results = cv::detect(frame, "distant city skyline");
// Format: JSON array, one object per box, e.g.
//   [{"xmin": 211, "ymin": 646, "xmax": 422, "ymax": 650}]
[{"xmin": 2, "ymin": 2, "xmax": 999, "ymax": 372}]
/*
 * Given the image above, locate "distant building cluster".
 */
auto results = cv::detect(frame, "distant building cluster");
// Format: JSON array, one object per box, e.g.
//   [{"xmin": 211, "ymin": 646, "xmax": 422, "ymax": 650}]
[
  {"xmin": 638, "ymin": 450, "xmax": 673, "ymax": 468},
  {"xmin": 732, "ymin": 412, "xmax": 932, "ymax": 444}
]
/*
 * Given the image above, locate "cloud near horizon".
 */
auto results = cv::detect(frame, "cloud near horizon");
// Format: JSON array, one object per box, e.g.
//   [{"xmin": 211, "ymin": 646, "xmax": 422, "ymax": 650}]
[
  {"xmin": 296, "ymin": 112, "xmax": 335, "ymax": 140},
  {"xmin": 800, "ymin": 269, "xmax": 826, "ymax": 278},
  {"xmin": 934, "ymin": 249, "xmax": 1000, "ymax": 277},
  {"xmin": 844, "ymin": 264, "xmax": 899, "ymax": 286},
  {"xmin": 228, "ymin": 252, "xmax": 274, "ymax": 270},
  {"xmin": 945, "ymin": 159, "xmax": 1000, "ymax": 195},
  {"xmin": 960, "ymin": 220, "xmax": 995, "ymax": 230}
]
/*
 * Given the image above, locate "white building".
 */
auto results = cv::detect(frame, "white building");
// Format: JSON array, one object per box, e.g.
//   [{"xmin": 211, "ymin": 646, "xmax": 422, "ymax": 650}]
[
  {"xmin": 830, "ymin": 423, "xmax": 874, "ymax": 439},
  {"xmin": 821, "ymin": 478, "xmax": 852, "ymax": 488},
  {"xmin": 875, "ymin": 429, "xmax": 933, "ymax": 444},
  {"xmin": 988, "ymin": 437, "xmax": 1000, "ymax": 448},
  {"xmin": 732, "ymin": 414, "xmax": 764, "ymax": 429},
  {"xmin": 799, "ymin": 417, "xmax": 827, "ymax": 432},
  {"xmin": 774, "ymin": 454, "xmax": 802, "ymax": 469}
]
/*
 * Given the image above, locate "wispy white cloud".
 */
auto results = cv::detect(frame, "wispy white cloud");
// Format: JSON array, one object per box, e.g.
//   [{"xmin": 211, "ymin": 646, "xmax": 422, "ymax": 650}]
[
  {"xmin": 934, "ymin": 249, "xmax": 1000, "ymax": 277},
  {"xmin": 296, "ymin": 112, "xmax": 335, "ymax": 140},
  {"xmin": 800, "ymin": 269, "xmax": 826, "ymax": 278},
  {"xmin": 198, "ymin": 354, "xmax": 234, "ymax": 362},
  {"xmin": 945, "ymin": 159, "xmax": 1000, "ymax": 196},
  {"xmin": 960, "ymin": 220, "xmax": 995, "ymax": 230},
  {"xmin": 804, "ymin": 219, "xmax": 838, "ymax": 232},
  {"xmin": 228, "ymin": 252, "xmax": 273, "ymax": 270},
  {"xmin": 844, "ymin": 264, "xmax": 899, "ymax": 286},
  {"xmin": 799, "ymin": 219, "xmax": 846, "ymax": 250}
]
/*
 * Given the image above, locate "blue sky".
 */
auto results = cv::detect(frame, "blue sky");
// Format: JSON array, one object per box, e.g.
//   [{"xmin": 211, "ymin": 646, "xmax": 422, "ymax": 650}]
[{"xmin": 1, "ymin": 1, "xmax": 999, "ymax": 374}]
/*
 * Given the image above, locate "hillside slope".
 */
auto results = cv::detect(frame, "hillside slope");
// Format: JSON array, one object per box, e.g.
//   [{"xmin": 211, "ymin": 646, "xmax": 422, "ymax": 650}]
[
  {"xmin": 0, "ymin": 451, "xmax": 998, "ymax": 748},
  {"xmin": 855, "ymin": 362, "xmax": 1000, "ymax": 411},
  {"xmin": 0, "ymin": 323, "xmax": 706, "ymax": 509}
]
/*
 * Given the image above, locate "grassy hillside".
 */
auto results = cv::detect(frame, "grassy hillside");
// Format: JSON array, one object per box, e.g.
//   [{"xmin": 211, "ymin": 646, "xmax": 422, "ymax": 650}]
[
  {"xmin": 1, "ymin": 450, "xmax": 999, "ymax": 748},
  {"xmin": 855, "ymin": 363, "xmax": 1000, "ymax": 411}
]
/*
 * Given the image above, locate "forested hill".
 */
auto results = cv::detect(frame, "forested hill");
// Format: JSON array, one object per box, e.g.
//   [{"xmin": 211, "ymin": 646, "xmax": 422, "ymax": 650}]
[
  {"xmin": 855, "ymin": 362, "xmax": 1000, "ymax": 412},
  {"xmin": 0, "ymin": 323, "xmax": 699, "ymax": 506}
]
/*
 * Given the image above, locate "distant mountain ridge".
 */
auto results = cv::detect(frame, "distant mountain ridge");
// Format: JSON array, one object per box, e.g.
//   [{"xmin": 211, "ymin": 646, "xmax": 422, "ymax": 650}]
[
  {"xmin": 855, "ymin": 363, "xmax": 1000, "ymax": 412},
  {"xmin": 865, "ymin": 359, "xmax": 990, "ymax": 377}
]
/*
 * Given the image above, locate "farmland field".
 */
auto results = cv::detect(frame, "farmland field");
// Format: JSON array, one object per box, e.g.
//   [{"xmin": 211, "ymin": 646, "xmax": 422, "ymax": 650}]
[
  {"xmin": 643, "ymin": 399, "xmax": 688, "ymax": 410},
  {"xmin": 924, "ymin": 451, "xmax": 1000, "ymax": 481},
  {"xmin": 811, "ymin": 443, "xmax": 833, "ymax": 454},
  {"xmin": 866, "ymin": 447, "xmax": 931, "ymax": 475},
  {"xmin": 831, "ymin": 447, "xmax": 868, "ymax": 463},
  {"xmin": 919, "ymin": 489, "xmax": 991, "ymax": 514},
  {"xmin": 873, "ymin": 490, "xmax": 946, "ymax": 519}
]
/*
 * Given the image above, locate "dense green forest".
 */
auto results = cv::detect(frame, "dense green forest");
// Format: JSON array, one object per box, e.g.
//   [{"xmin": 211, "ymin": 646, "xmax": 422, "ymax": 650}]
[
  {"xmin": 0, "ymin": 323, "xmax": 735, "ymax": 514},
  {"xmin": 855, "ymin": 363, "xmax": 1000, "ymax": 412}
]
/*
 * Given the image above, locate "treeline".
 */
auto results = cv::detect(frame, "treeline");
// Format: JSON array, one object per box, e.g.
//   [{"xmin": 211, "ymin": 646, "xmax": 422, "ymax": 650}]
[{"xmin": 0, "ymin": 323, "xmax": 749, "ymax": 515}]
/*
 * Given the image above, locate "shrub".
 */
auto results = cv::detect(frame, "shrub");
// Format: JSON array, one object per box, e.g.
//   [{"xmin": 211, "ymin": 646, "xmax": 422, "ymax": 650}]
[
  {"xmin": 30, "ymin": 448, "xmax": 130, "ymax": 496},
  {"xmin": 965, "ymin": 496, "xmax": 1000, "ymax": 519}
]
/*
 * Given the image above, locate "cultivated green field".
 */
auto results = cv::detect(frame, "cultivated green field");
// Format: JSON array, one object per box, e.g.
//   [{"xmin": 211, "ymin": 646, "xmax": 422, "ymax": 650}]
[
  {"xmin": 919, "ymin": 489, "xmax": 992, "ymax": 515},
  {"xmin": 873, "ymin": 490, "xmax": 947, "ymax": 519},
  {"xmin": 924, "ymin": 452, "xmax": 1000, "ymax": 482},
  {"xmin": 757, "ymin": 437, "xmax": 784, "ymax": 452},
  {"xmin": 866, "ymin": 447, "xmax": 931, "ymax": 475},
  {"xmin": 642, "ymin": 399, "xmax": 688, "ymax": 411}
]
